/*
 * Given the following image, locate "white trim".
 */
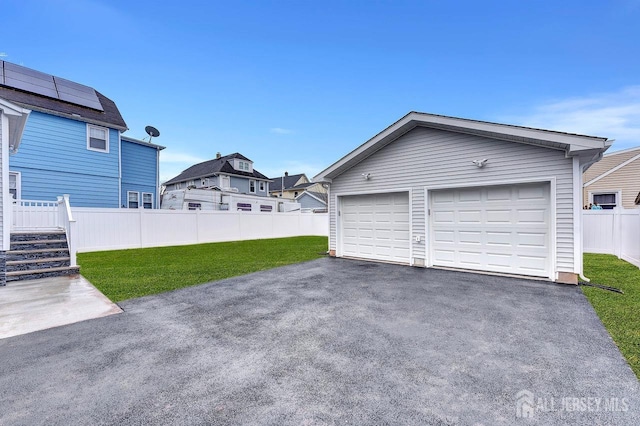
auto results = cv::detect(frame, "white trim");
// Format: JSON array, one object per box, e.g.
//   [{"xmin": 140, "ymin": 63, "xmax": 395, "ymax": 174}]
[
  {"xmin": 573, "ymin": 157, "xmax": 582, "ymax": 275},
  {"xmin": 86, "ymin": 123, "xmax": 109, "ymax": 153},
  {"xmin": 118, "ymin": 131, "xmax": 122, "ymax": 208},
  {"xmin": 314, "ymin": 112, "xmax": 610, "ymax": 182},
  {"xmin": 156, "ymin": 148, "xmax": 160, "ymax": 209},
  {"xmin": 424, "ymin": 177, "xmax": 557, "ymax": 281},
  {"xmin": 295, "ymin": 191, "xmax": 327, "ymax": 205},
  {"xmin": 602, "ymin": 146, "xmax": 640, "ymax": 157},
  {"xmin": 142, "ymin": 192, "xmax": 154, "ymax": 209},
  {"xmin": 588, "ymin": 189, "xmax": 622, "ymax": 208},
  {"xmin": 127, "ymin": 191, "xmax": 140, "ymax": 209},
  {"xmin": 1, "ymin": 113, "xmax": 11, "ymax": 251},
  {"xmin": 584, "ymin": 152, "xmax": 640, "ymax": 187},
  {"xmin": 8, "ymin": 171, "xmax": 21, "ymax": 201},
  {"xmin": 335, "ymin": 188, "xmax": 413, "ymax": 264}
]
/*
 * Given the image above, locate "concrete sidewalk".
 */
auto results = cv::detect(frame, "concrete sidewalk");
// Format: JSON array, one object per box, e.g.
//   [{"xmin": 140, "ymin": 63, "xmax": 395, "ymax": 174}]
[{"xmin": 0, "ymin": 275, "xmax": 121, "ymax": 339}]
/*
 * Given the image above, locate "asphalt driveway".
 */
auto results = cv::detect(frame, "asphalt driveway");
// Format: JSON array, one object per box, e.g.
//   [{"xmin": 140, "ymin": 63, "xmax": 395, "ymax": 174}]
[{"xmin": 0, "ymin": 258, "xmax": 638, "ymax": 425}]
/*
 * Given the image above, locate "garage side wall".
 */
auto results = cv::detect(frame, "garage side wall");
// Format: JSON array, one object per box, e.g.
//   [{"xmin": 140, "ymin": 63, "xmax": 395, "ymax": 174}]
[{"xmin": 329, "ymin": 127, "xmax": 575, "ymax": 274}]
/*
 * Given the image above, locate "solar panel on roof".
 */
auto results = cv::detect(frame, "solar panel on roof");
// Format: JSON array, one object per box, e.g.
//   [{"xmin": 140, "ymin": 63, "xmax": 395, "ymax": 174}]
[
  {"xmin": 54, "ymin": 77, "xmax": 103, "ymax": 111},
  {"xmin": 0, "ymin": 61, "xmax": 104, "ymax": 111},
  {"xmin": 4, "ymin": 62, "xmax": 58, "ymax": 99}
]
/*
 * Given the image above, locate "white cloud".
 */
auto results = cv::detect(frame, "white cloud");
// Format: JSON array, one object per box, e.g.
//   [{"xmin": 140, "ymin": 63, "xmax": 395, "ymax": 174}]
[
  {"xmin": 0, "ymin": 52, "xmax": 7, "ymax": 58},
  {"xmin": 270, "ymin": 127, "xmax": 294, "ymax": 135},
  {"xmin": 503, "ymin": 86, "xmax": 640, "ymax": 151}
]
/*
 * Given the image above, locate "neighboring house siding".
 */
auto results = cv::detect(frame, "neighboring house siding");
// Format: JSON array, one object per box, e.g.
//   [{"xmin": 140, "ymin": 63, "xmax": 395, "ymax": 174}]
[
  {"xmin": 229, "ymin": 175, "xmax": 268, "ymax": 196},
  {"xmin": 328, "ymin": 127, "xmax": 575, "ymax": 273},
  {"xmin": 583, "ymin": 149, "xmax": 640, "ymax": 183},
  {"xmin": 9, "ymin": 111, "xmax": 119, "ymax": 207},
  {"xmin": 583, "ymin": 158, "xmax": 640, "ymax": 209},
  {"xmin": 121, "ymin": 140, "xmax": 158, "ymax": 208},
  {"xmin": 298, "ymin": 193, "xmax": 326, "ymax": 209}
]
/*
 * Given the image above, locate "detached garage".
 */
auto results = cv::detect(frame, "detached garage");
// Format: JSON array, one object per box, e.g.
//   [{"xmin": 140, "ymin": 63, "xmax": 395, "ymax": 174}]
[{"xmin": 314, "ymin": 112, "xmax": 611, "ymax": 283}]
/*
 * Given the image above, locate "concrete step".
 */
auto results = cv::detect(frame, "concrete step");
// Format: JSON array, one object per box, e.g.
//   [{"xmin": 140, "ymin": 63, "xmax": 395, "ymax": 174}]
[
  {"xmin": 6, "ymin": 248, "xmax": 70, "ymax": 261},
  {"xmin": 10, "ymin": 232, "xmax": 66, "ymax": 242},
  {"xmin": 6, "ymin": 266, "xmax": 80, "ymax": 282},
  {"xmin": 7, "ymin": 256, "xmax": 71, "ymax": 266},
  {"xmin": 10, "ymin": 239, "xmax": 67, "ymax": 245}
]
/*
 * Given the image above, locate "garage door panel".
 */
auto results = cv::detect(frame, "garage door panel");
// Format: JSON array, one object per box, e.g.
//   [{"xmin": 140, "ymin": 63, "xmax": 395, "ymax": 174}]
[
  {"xmin": 340, "ymin": 192, "xmax": 410, "ymax": 264},
  {"xmin": 486, "ymin": 209, "xmax": 511, "ymax": 223},
  {"xmin": 431, "ymin": 182, "xmax": 550, "ymax": 278}
]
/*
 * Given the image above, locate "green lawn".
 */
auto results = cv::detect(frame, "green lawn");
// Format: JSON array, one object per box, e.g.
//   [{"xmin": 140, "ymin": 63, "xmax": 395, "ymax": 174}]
[
  {"xmin": 583, "ymin": 254, "xmax": 640, "ymax": 379},
  {"xmin": 78, "ymin": 236, "xmax": 328, "ymax": 302}
]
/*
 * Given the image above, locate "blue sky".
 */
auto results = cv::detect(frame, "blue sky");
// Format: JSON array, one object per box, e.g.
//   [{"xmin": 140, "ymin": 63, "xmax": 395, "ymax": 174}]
[{"xmin": 3, "ymin": 0, "xmax": 640, "ymax": 181}]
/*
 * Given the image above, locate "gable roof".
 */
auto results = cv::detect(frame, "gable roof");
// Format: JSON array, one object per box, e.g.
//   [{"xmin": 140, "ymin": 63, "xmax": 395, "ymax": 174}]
[
  {"xmin": 583, "ymin": 146, "xmax": 640, "ymax": 187},
  {"xmin": 295, "ymin": 190, "xmax": 327, "ymax": 205},
  {"xmin": 269, "ymin": 173, "xmax": 307, "ymax": 191},
  {"xmin": 0, "ymin": 61, "xmax": 127, "ymax": 131},
  {"xmin": 314, "ymin": 111, "xmax": 611, "ymax": 182},
  {"xmin": 164, "ymin": 153, "xmax": 269, "ymax": 185}
]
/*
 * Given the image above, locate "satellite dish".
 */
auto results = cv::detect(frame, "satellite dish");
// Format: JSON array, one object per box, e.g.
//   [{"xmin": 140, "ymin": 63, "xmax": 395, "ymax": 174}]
[{"xmin": 145, "ymin": 125, "xmax": 160, "ymax": 143}]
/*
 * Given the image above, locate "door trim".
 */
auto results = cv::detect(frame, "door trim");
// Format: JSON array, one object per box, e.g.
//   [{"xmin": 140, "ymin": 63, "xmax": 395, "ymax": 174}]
[
  {"xmin": 424, "ymin": 177, "xmax": 556, "ymax": 280},
  {"xmin": 335, "ymin": 189, "xmax": 413, "ymax": 264}
]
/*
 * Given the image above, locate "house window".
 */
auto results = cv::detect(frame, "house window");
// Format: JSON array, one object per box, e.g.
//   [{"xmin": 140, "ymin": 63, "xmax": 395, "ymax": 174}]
[
  {"xmin": 593, "ymin": 193, "xmax": 617, "ymax": 209},
  {"xmin": 9, "ymin": 171, "xmax": 20, "ymax": 200},
  {"xmin": 259, "ymin": 181, "xmax": 265, "ymax": 191},
  {"xmin": 128, "ymin": 191, "xmax": 139, "ymax": 208},
  {"xmin": 188, "ymin": 180, "xmax": 195, "ymax": 188},
  {"xmin": 87, "ymin": 124, "xmax": 109, "ymax": 152},
  {"xmin": 175, "ymin": 182, "xmax": 182, "ymax": 190},
  {"xmin": 249, "ymin": 180, "xmax": 256, "ymax": 193},
  {"xmin": 142, "ymin": 193, "xmax": 153, "ymax": 209}
]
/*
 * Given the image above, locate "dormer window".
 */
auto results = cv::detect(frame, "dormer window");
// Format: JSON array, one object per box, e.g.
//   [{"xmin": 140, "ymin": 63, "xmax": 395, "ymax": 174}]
[{"xmin": 235, "ymin": 159, "xmax": 252, "ymax": 172}]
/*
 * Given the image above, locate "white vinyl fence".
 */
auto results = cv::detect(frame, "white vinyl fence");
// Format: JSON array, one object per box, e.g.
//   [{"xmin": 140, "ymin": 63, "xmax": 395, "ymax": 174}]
[
  {"xmin": 72, "ymin": 208, "xmax": 329, "ymax": 253},
  {"xmin": 583, "ymin": 209, "xmax": 640, "ymax": 268}
]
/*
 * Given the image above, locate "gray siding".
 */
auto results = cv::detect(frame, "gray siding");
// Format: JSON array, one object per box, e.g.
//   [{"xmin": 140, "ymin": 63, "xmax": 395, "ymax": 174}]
[
  {"xmin": 298, "ymin": 193, "xmax": 326, "ymax": 209},
  {"xmin": 329, "ymin": 127, "xmax": 575, "ymax": 273}
]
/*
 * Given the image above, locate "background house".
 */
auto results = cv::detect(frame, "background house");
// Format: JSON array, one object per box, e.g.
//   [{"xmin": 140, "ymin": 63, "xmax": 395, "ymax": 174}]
[
  {"xmin": 583, "ymin": 146, "xmax": 640, "ymax": 209},
  {"xmin": 295, "ymin": 190, "xmax": 327, "ymax": 211},
  {"xmin": 315, "ymin": 112, "xmax": 610, "ymax": 284},
  {"xmin": 0, "ymin": 60, "xmax": 163, "ymax": 208},
  {"xmin": 269, "ymin": 172, "xmax": 327, "ymax": 200},
  {"xmin": 163, "ymin": 152, "xmax": 270, "ymax": 196}
]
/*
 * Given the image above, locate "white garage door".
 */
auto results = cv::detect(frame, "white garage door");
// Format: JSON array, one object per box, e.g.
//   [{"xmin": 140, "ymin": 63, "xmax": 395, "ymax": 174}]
[
  {"xmin": 340, "ymin": 192, "xmax": 410, "ymax": 264},
  {"xmin": 430, "ymin": 182, "xmax": 551, "ymax": 278}
]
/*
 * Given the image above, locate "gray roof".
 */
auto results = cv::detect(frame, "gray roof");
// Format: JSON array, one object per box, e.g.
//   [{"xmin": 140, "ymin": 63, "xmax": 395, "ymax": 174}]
[
  {"xmin": 164, "ymin": 153, "xmax": 269, "ymax": 185},
  {"xmin": 269, "ymin": 173, "xmax": 307, "ymax": 192},
  {"xmin": 302, "ymin": 191, "xmax": 328, "ymax": 204},
  {"xmin": 0, "ymin": 61, "xmax": 127, "ymax": 130},
  {"xmin": 121, "ymin": 135, "xmax": 165, "ymax": 150}
]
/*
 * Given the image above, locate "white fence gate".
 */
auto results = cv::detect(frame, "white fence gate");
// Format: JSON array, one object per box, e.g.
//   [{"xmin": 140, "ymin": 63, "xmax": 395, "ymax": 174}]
[{"xmin": 583, "ymin": 209, "xmax": 640, "ymax": 268}]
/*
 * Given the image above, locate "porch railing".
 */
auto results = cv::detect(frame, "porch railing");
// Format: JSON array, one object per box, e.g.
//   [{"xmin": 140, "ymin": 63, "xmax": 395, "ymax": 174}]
[
  {"xmin": 12, "ymin": 199, "xmax": 62, "ymax": 231},
  {"xmin": 11, "ymin": 195, "xmax": 77, "ymax": 266}
]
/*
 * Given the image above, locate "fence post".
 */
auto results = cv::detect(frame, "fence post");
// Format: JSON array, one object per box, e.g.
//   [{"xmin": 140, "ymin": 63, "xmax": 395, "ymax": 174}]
[
  {"xmin": 613, "ymin": 208, "xmax": 622, "ymax": 259},
  {"xmin": 139, "ymin": 207, "xmax": 144, "ymax": 248}
]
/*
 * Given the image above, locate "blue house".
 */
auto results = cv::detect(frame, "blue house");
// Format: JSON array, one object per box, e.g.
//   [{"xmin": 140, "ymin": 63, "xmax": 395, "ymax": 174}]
[{"xmin": 0, "ymin": 60, "xmax": 164, "ymax": 208}]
